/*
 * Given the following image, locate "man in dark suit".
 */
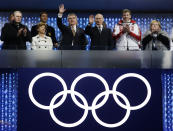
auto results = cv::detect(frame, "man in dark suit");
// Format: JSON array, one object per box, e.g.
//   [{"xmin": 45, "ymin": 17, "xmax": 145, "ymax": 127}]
[
  {"xmin": 85, "ymin": 14, "xmax": 114, "ymax": 50},
  {"xmin": 1, "ymin": 11, "xmax": 31, "ymax": 49},
  {"xmin": 31, "ymin": 12, "xmax": 58, "ymax": 48},
  {"xmin": 57, "ymin": 4, "xmax": 87, "ymax": 50}
]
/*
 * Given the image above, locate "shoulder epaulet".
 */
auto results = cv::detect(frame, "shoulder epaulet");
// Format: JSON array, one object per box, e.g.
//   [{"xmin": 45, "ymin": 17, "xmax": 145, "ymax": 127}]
[
  {"xmin": 118, "ymin": 20, "xmax": 123, "ymax": 25},
  {"xmin": 131, "ymin": 20, "xmax": 136, "ymax": 24}
]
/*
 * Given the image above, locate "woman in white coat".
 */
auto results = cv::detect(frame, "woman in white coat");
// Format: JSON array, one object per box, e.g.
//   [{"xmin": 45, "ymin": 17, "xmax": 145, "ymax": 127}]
[{"xmin": 31, "ymin": 23, "xmax": 53, "ymax": 50}]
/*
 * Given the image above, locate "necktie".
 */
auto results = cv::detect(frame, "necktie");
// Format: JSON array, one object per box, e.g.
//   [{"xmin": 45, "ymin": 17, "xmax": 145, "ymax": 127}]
[
  {"xmin": 17, "ymin": 24, "xmax": 20, "ymax": 29},
  {"xmin": 71, "ymin": 26, "xmax": 76, "ymax": 37},
  {"xmin": 98, "ymin": 26, "xmax": 102, "ymax": 34}
]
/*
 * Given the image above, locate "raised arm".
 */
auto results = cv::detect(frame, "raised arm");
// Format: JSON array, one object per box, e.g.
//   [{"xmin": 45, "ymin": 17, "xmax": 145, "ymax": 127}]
[
  {"xmin": 57, "ymin": 4, "xmax": 67, "ymax": 32},
  {"xmin": 85, "ymin": 15, "xmax": 94, "ymax": 35}
]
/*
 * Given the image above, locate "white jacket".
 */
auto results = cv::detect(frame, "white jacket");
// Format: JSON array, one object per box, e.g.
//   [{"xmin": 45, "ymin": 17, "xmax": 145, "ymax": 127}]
[
  {"xmin": 113, "ymin": 20, "xmax": 141, "ymax": 50},
  {"xmin": 31, "ymin": 35, "xmax": 53, "ymax": 50}
]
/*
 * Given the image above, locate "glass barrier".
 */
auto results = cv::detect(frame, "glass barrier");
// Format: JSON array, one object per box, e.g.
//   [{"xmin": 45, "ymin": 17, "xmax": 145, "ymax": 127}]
[{"xmin": 0, "ymin": 50, "xmax": 172, "ymax": 68}]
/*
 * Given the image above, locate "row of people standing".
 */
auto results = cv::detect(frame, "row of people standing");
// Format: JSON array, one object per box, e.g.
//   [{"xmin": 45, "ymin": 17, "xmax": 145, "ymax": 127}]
[
  {"xmin": 1, "ymin": 11, "xmax": 58, "ymax": 50},
  {"xmin": 112, "ymin": 9, "xmax": 170, "ymax": 50},
  {"xmin": 55, "ymin": 4, "xmax": 171, "ymax": 50},
  {"xmin": 0, "ymin": 5, "xmax": 172, "ymax": 50}
]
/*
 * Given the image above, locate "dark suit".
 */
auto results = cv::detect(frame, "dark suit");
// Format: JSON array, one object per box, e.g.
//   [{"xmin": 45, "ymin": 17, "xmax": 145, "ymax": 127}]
[
  {"xmin": 85, "ymin": 25, "xmax": 114, "ymax": 50},
  {"xmin": 1, "ymin": 22, "xmax": 31, "ymax": 49},
  {"xmin": 57, "ymin": 17, "xmax": 87, "ymax": 50},
  {"xmin": 31, "ymin": 24, "xmax": 57, "ymax": 46}
]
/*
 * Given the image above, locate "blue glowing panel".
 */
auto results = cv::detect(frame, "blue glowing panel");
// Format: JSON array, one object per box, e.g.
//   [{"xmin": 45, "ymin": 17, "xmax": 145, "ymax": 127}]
[
  {"xmin": 162, "ymin": 72, "xmax": 173, "ymax": 131},
  {"xmin": 0, "ymin": 71, "xmax": 18, "ymax": 131}
]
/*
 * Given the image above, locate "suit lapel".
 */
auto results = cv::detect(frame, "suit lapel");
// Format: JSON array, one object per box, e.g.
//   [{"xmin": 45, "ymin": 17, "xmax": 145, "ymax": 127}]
[
  {"xmin": 74, "ymin": 27, "xmax": 81, "ymax": 38},
  {"xmin": 76, "ymin": 27, "xmax": 79, "ymax": 36},
  {"xmin": 95, "ymin": 26, "xmax": 105, "ymax": 35},
  {"xmin": 94, "ymin": 26, "xmax": 100, "ymax": 35},
  {"xmin": 68, "ymin": 26, "xmax": 72, "ymax": 32},
  {"xmin": 68, "ymin": 26, "xmax": 77, "ymax": 37},
  {"xmin": 101, "ymin": 27, "xmax": 106, "ymax": 35}
]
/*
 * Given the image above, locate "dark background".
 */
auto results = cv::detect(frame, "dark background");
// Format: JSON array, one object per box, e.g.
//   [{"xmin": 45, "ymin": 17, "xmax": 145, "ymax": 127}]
[
  {"xmin": 18, "ymin": 69, "xmax": 162, "ymax": 131},
  {"xmin": 0, "ymin": 0, "xmax": 173, "ymax": 12}
]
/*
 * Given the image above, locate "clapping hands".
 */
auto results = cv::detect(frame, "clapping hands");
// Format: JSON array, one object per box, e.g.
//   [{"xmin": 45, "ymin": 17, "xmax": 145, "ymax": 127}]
[{"xmin": 123, "ymin": 24, "xmax": 130, "ymax": 33}]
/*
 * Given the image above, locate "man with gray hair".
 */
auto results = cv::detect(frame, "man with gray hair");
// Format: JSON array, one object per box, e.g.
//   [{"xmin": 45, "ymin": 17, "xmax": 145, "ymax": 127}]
[
  {"xmin": 85, "ymin": 14, "xmax": 114, "ymax": 50},
  {"xmin": 1, "ymin": 11, "xmax": 31, "ymax": 49},
  {"xmin": 57, "ymin": 4, "xmax": 87, "ymax": 50}
]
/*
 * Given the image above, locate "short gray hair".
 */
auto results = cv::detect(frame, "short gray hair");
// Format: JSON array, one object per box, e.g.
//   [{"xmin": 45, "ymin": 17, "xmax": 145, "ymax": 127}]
[
  {"xmin": 67, "ymin": 13, "xmax": 77, "ymax": 19},
  {"xmin": 13, "ymin": 11, "xmax": 22, "ymax": 16}
]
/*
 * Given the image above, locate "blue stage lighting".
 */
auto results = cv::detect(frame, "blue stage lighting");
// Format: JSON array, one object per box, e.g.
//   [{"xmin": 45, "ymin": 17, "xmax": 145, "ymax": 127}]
[
  {"xmin": 162, "ymin": 73, "xmax": 173, "ymax": 131},
  {"xmin": 0, "ymin": 72, "xmax": 18, "ymax": 131}
]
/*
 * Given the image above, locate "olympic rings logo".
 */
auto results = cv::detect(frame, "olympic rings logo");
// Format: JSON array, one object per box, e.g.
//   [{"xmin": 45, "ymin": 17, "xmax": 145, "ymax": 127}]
[{"xmin": 28, "ymin": 72, "xmax": 151, "ymax": 128}]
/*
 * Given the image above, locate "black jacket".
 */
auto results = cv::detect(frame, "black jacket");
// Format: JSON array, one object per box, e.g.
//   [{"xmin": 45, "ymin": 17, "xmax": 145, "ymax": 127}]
[
  {"xmin": 1, "ymin": 22, "xmax": 31, "ymax": 49},
  {"xmin": 57, "ymin": 17, "xmax": 87, "ymax": 50},
  {"xmin": 85, "ymin": 25, "xmax": 114, "ymax": 50},
  {"xmin": 142, "ymin": 30, "xmax": 170, "ymax": 50},
  {"xmin": 31, "ymin": 24, "xmax": 58, "ymax": 46}
]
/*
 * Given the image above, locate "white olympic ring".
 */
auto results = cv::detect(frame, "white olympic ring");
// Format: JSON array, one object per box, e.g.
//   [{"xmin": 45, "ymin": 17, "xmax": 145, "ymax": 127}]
[
  {"xmin": 71, "ymin": 73, "xmax": 110, "ymax": 110},
  {"xmin": 28, "ymin": 72, "xmax": 151, "ymax": 128},
  {"xmin": 28, "ymin": 73, "xmax": 68, "ymax": 110}
]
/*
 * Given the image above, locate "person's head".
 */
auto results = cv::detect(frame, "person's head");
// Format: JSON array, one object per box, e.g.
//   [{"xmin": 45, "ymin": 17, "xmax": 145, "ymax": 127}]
[
  {"xmin": 13, "ymin": 11, "xmax": 22, "ymax": 23},
  {"xmin": 122, "ymin": 9, "xmax": 131, "ymax": 22},
  {"xmin": 150, "ymin": 20, "xmax": 161, "ymax": 32},
  {"xmin": 9, "ymin": 13, "xmax": 14, "ymax": 23},
  {"xmin": 67, "ymin": 13, "xmax": 77, "ymax": 26},
  {"xmin": 37, "ymin": 23, "xmax": 46, "ymax": 34},
  {"xmin": 95, "ymin": 13, "xmax": 104, "ymax": 26},
  {"xmin": 40, "ymin": 12, "xmax": 48, "ymax": 23}
]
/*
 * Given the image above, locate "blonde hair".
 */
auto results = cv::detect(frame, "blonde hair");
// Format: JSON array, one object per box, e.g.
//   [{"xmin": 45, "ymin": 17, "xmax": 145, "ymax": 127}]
[
  {"xmin": 122, "ymin": 9, "xmax": 131, "ymax": 15},
  {"xmin": 150, "ymin": 20, "xmax": 161, "ymax": 30},
  {"xmin": 37, "ymin": 22, "xmax": 46, "ymax": 30}
]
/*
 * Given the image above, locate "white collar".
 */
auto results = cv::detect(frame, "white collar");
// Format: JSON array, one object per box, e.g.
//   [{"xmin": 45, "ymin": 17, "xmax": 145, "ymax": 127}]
[
  {"xmin": 96, "ymin": 25, "xmax": 103, "ymax": 28},
  {"xmin": 123, "ymin": 20, "xmax": 131, "ymax": 23},
  {"xmin": 36, "ymin": 34, "xmax": 47, "ymax": 39},
  {"xmin": 71, "ymin": 25, "xmax": 77, "ymax": 31}
]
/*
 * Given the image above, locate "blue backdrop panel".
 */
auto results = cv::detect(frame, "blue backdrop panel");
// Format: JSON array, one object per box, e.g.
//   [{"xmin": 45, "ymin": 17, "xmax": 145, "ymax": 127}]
[
  {"xmin": 162, "ymin": 72, "xmax": 173, "ymax": 131},
  {"xmin": 0, "ymin": 69, "xmax": 18, "ymax": 131},
  {"xmin": 17, "ymin": 69, "xmax": 162, "ymax": 131}
]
